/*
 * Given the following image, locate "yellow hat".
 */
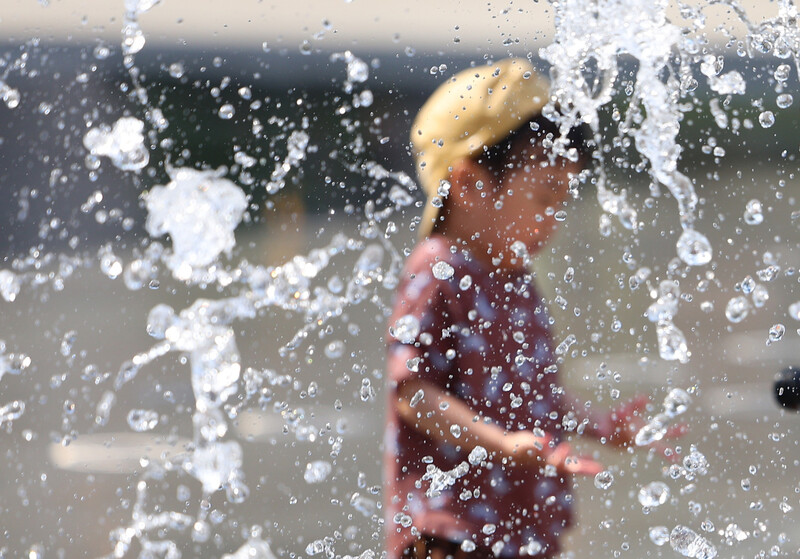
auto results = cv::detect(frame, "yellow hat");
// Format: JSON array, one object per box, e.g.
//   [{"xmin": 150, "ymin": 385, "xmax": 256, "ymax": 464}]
[{"xmin": 410, "ymin": 58, "xmax": 550, "ymax": 239}]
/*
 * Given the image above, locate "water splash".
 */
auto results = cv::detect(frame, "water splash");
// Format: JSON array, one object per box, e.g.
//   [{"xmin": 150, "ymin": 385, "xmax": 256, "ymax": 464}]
[
  {"xmin": 540, "ymin": 0, "xmax": 711, "ymax": 265},
  {"xmin": 144, "ymin": 168, "xmax": 248, "ymax": 281},
  {"xmin": 0, "ymin": 81, "xmax": 21, "ymax": 109},
  {"xmin": 638, "ymin": 481, "xmax": 670, "ymax": 508},
  {"xmin": 265, "ymin": 130, "xmax": 310, "ymax": 195},
  {"xmin": 421, "ymin": 461, "xmax": 469, "ymax": 498},
  {"xmin": 635, "ymin": 387, "xmax": 691, "ymax": 446},
  {"xmin": 222, "ymin": 531, "xmax": 277, "ymax": 559},
  {"xmin": 670, "ymin": 525, "xmax": 717, "ymax": 558},
  {"xmin": 83, "ymin": 117, "xmax": 150, "ymax": 172},
  {"xmin": 1, "ymin": 0, "xmax": 798, "ymax": 556},
  {"xmin": 0, "ymin": 342, "xmax": 31, "ymax": 382},
  {"xmin": 645, "ymin": 280, "xmax": 689, "ymax": 363}
]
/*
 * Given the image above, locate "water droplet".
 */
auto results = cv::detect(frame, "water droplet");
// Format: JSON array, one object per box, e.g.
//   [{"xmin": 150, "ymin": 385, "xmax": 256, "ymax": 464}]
[
  {"xmin": 99, "ymin": 246, "xmax": 123, "ymax": 279},
  {"xmin": 146, "ymin": 304, "xmax": 174, "ymax": 339},
  {"xmin": 759, "ymin": 110, "xmax": 775, "ymax": 128},
  {"xmin": 774, "ymin": 64, "xmax": 791, "ymax": 81},
  {"xmin": 432, "ymin": 261, "xmax": 454, "ymax": 280},
  {"xmin": 670, "ymin": 525, "xmax": 698, "ymax": 556},
  {"xmin": 741, "ymin": 275, "xmax": 756, "ymax": 294},
  {"xmin": 639, "ymin": 481, "xmax": 670, "ymax": 507},
  {"xmin": 60, "ymin": 330, "xmax": 77, "ymax": 357},
  {"xmin": 768, "ymin": 323, "xmax": 785, "ymax": 343},
  {"xmin": 94, "ymin": 391, "xmax": 116, "ymax": 426},
  {"xmin": 169, "ymin": 62, "xmax": 184, "ymax": 78},
  {"xmin": 594, "ymin": 470, "xmax": 614, "ymax": 490},
  {"xmin": 409, "ymin": 389, "xmax": 425, "ymax": 407},
  {"xmin": 657, "ymin": 322, "xmax": 689, "ymax": 363},
  {"xmin": 725, "ymin": 296, "xmax": 750, "ymax": 323},
  {"xmin": 0, "ymin": 400, "xmax": 25, "ymax": 426},
  {"xmin": 0, "ymin": 349, "xmax": 31, "ymax": 380},
  {"xmin": 709, "ymin": 71, "xmax": 746, "ymax": 95},
  {"xmin": 563, "ymin": 267, "xmax": 574, "ymax": 283},
  {"xmin": 649, "ymin": 526, "xmax": 670, "ymax": 546},
  {"xmin": 390, "ymin": 315, "xmax": 420, "ymax": 344},
  {"xmin": 449, "ymin": 425, "xmax": 462, "ymax": 438},
  {"xmin": 0, "ymin": 270, "xmax": 21, "ymax": 302},
  {"xmin": 468, "ymin": 446, "xmax": 487, "ymax": 465},
  {"xmin": 460, "ymin": 540, "xmax": 476, "ymax": 553},
  {"xmin": 756, "ymin": 265, "xmax": 779, "ymax": 282},
  {"xmin": 635, "ymin": 414, "xmax": 668, "ymax": 446},
  {"xmin": 788, "ymin": 301, "xmax": 800, "ymax": 320},
  {"xmin": 218, "ymin": 104, "xmax": 235, "ymax": 119},
  {"xmin": 355, "ymin": 90, "xmax": 373, "ymax": 107},
  {"xmin": 683, "ymin": 448, "xmax": 708, "ymax": 476},
  {"xmin": 84, "ymin": 117, "xmax": 149, "ymax": 172},
  {"xmin": 519, "ymin": 540, "xmax": 542, "ymax": 555},
  {"xmin": 299, "ymin": 40, "xmax": 313, "ymax": 55},
  {"xmin": 554, "ymin": 210, "xmax": 567, "ymax": 222},
  {"xmin": 555, "ymin": 334, "xmax": 577, "ymax": 355},
  {"xmin": 127, "ymin": 408, "xmax": 159, "ymax": 432},
  {"xmin": 303, "ymin": 460, "xmax": 332, "ymax": 483},
  {"xmin": 237, "ymin": 86, "xmax": 252, "ymax": 100},
  {"xmin": 93, "ymin": 44, "xmax": 112, "ymax": 60},
  {"xmin": 360, "ymin": 378, "xmax": 375, "ymax": 402},
  {"xmin": 743, "ymin": 199, "xmax": 764, "ymax": 225},
  {"xmin": 676, "ymin": 229, "xmax": 712, "ymax": 266},
  {"xmin": 459, "ymin": 275, "xmax": 472, "ymax": 290},
  {"xmin": 121, "ymin": 23, "xmax": 146, "ymax": 55},
  {"xmin": 618, "ymin": 206, "xmax": 637, "ymax": 230},
  {"xmin": 0, "ymin": 83, "xmax": 20, "ymax": 110},
  {"xmin": 693, "ymin": 538, "xmax": 717, "ymax": 559},
  {"xmin": 347, "ymin": 57, "xmax": 369, "ymax": 83},
  {"xmin": 324, "ymin": 340, "xmax": 344, "ymax": 359},
  {"xmin": 777, "ymin": 93, "xmax": 793, "ymax": 108},
  {"xmin": 599, "ymin": 213, "xmax": 612, "ymax": 237},
  {"xmin": 663, "ymin": 388, "xmax": 691, "ymax": 417},
  {"xmin": 393, "ymin": 512, "xmax": 413, "ymax": 527},
  {"xmin": 752, "ymin": 284, "xmax": 769, "ymax": 308}
]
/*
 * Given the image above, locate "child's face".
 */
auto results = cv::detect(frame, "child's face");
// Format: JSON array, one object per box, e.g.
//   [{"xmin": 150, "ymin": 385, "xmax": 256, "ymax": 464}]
[{"xmin": 485, "ymin": 141, "xmax": 581, "ymax": 256}]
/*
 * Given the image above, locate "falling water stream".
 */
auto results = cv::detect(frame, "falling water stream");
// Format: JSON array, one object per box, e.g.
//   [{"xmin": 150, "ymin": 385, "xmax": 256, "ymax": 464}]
[{"xmin": 1, "ymin": 0, "xmax": 800, "ymax": 558}]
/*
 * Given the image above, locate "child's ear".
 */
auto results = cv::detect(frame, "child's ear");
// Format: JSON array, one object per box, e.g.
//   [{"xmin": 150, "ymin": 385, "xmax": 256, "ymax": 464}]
[{"xmin": 448, "ymin": 157, "xmax": 493, "ymax": 210}]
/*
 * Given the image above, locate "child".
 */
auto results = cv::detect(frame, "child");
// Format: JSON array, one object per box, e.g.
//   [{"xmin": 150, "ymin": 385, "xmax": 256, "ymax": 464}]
[{"xmin": 383, "ymin": 59, "xmax": 659, "ymax": 559}]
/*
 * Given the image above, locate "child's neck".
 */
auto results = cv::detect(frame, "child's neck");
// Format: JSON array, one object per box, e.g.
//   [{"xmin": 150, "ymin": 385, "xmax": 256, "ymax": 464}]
[{"xmin": 434, "ymin": 220, "xmax": 530, "ymax": 274}]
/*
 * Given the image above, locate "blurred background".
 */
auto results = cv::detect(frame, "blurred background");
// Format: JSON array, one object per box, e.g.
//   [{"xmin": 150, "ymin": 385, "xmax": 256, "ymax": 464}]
[{"xmin": 0, "ymin": 1, "xmax": 799, "ymax": 557}]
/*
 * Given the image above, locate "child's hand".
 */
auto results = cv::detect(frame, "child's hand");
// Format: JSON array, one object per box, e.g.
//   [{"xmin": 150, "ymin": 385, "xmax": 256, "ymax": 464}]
[
  {"xmin": 600, "ymin": 395, "xmax": 650, "ymax": 448},
  {"xmin": 601, "ymin": 395, "xmax": 687, "ymax": 458},
  {"xmin": 502, "ymin": 430, "xmax": 553, "ymax": 467},
  {"xmin": 545, "ymin": 442, "xmax": 603, "ymax": 477},
  {"xmin": 502, "ymin": 432, "xmax": 602, "ymax": 476}
]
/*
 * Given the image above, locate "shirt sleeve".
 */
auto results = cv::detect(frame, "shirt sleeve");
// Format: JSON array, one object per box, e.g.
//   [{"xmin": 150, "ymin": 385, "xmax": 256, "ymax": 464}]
[{"xmin": 386, "ymin": 260, "xmax": 460, "ymax": 392}]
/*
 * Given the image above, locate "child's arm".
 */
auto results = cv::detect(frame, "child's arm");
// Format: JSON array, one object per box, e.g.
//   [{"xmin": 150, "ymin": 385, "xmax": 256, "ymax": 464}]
[
  {"xmin": 396, "ymin": 378, "xmax": 602, "ymax": 475},
  {"xmin": 562, "ymin": 392, "xmax": 686, "ymax": 452},
  {"xmin": 560, "ymin": 391, "xmax": 617, "ymax": 441}
]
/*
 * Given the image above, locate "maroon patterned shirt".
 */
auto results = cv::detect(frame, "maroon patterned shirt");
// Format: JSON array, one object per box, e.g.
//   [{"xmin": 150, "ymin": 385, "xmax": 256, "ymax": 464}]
[{"xmin": 383, "ymin": 236, "xmax": 572, "ymax": 558}]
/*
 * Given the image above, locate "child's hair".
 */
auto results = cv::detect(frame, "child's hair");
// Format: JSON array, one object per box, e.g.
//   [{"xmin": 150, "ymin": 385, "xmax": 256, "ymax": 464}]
[{"xmin": 475, "ymin": 116, "xmax": 594, "ymax": 184}]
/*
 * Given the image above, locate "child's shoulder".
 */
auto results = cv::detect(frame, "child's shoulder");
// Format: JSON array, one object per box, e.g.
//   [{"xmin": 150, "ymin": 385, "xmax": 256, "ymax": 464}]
[
  {"xmin": 404, "ymin": 235, "xmax": 475, "ymax": 284},
  {"xmin": 406, "ymin": 235, "xmax": 454, "ymax": 271}
]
